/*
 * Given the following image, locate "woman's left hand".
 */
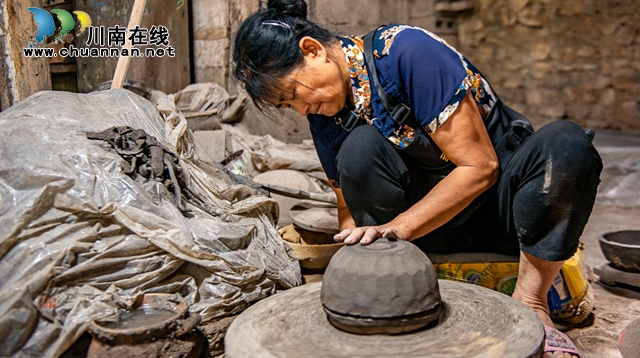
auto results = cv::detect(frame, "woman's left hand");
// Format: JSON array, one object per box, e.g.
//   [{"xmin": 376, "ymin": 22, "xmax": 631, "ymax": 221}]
[{"xmin": 333, "ymin": 223, "xmax": 407, "ymax": 245}]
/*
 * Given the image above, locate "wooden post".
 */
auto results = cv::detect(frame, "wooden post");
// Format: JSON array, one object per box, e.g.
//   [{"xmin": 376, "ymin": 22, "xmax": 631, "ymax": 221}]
[{"xmin": 110, "ymin": 0, "xmax": 148, "ymax": 89}]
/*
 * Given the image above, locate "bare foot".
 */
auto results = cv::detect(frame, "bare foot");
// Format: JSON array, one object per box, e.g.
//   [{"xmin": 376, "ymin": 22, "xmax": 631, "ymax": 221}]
[
  {"xmin": 513, "ymin": 251, "xmax": 580, "ymax": 358},
  {"xmin": 515, "ymin": 301, "xmax": 579, "ymax": 358}
]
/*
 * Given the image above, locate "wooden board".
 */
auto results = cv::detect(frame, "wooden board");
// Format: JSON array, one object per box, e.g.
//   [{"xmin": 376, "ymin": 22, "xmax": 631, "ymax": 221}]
[
  {"xmin": 73, "ymin": 0, "xmax": 190, "ymax": 94},
  {"xmin": 111, "ymin": 0, "xmax": 148, "ymax": 89}
]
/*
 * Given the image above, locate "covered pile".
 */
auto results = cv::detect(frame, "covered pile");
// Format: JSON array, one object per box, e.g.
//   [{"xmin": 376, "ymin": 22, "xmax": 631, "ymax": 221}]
[{"xmin": 0, "ymin": 89, "xmax": 300, "ymax": 358}]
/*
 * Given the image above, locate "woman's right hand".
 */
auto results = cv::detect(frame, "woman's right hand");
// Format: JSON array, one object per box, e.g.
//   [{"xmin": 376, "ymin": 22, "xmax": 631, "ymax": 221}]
[{"xmin": 333, "ymin": 223, "xmax": 406, "ymax": 245}]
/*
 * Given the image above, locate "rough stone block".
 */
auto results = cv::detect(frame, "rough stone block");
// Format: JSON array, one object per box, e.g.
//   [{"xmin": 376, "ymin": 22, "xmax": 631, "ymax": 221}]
[
  {"xmin": 615, "ymin": 25, "xmax": 638, "ymax": 46},
  {"xmin": 567, "ymin": 103, "xmax": 591, "ymax": 120},
  {"xmin": 622, "ymin": 101, "xmax": 640, "ymax": 128},
  {"xmin": 558, "ymin": 0, "xmax": 594, "ymax": 16},
  {"xmin": 599, "ymin": 88, "xmax": 616, "ymax": 107},
  {"xmin": 315, "ymin": 0, "xmax": 354, "ymax": 25},
  {"xmin": 587, "ymin": 104, "xmax": 605, "ymax": 121},
  {"xmin": 585, "ymin": 75, "xmax": 611, "ymax": 91},
  {"xmin": 525, "ymin": 89, "xmax": 543, "ymax": 105},
  {"xmin": 508, "ymin": 0, "xmax": 529, "ymax": 13},
  {"xmin": 531, "ymin": 43, "xmax": 551, "ymax": 61},
  {"xmin": 530, "ymin": 62, "xmax": 552, "ymax": 79},
  {"xmin": 599, "ymin": 22, "xmax": 618, "ymax": 36},
  {"xmin": 408, "ymin": 0, "xmax": 434, "ymax": 18},
  {"xmin": 539, "ymin": 104, "xmax": 565, "ymax": 118},
  {"xmin": 192, "ymin": 0, "xmax": 229, "ymax": 30}
]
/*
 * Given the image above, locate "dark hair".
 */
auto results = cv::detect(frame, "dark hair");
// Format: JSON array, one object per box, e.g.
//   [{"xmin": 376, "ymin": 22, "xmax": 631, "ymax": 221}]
[{"xmin": 233, "ymin": 0, "xmax": 336, "ymax": 111}]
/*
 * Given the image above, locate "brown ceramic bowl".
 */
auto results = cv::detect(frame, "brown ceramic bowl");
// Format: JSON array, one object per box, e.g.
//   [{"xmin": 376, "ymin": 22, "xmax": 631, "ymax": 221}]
[{"xmin": 288, "ymin": 241, "xmax": 344, "ymax": 270}]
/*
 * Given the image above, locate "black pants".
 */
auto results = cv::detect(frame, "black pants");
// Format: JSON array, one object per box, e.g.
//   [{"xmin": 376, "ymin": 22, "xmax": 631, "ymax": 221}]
[{"xmin": 336, "ymin": 121, "xmax": 603, "ymax": 261}]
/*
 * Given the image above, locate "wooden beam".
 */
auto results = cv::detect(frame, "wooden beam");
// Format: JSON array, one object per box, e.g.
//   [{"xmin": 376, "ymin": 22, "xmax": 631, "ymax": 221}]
[{"xmin": 110, "ymin": 0, "xmax": 148, "ymax": 89}]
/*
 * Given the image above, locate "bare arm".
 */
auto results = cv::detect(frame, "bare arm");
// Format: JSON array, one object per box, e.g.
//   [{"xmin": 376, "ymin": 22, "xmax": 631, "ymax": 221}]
[
  {"xmin": 333, "ymin": 185, "xmax": 357, "ymax": 231},
  {"xmin": 335, "ymin": 92, "xmax": 499, "ymax": 245}
]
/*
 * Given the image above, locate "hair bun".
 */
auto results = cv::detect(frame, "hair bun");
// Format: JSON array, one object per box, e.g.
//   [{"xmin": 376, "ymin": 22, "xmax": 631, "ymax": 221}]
[{"xmin": 267, "ymin": 0, "xmax": 307, "ymax": 19}]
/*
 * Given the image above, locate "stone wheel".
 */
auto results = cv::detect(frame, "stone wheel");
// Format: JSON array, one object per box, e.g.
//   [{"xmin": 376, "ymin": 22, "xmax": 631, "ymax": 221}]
[{"xmin": 225, "ymin": 281, "xmax": 545, "ymax": 358}]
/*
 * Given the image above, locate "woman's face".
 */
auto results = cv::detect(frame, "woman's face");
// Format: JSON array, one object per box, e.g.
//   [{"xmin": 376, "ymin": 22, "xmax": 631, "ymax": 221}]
[{"xmin": 273, "ymin": 37, "xmax": 351, "ymax": 117}]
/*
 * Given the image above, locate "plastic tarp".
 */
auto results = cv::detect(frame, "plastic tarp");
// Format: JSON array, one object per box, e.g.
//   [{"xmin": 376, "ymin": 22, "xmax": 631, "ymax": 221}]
[
  {"xmin": 174, "ymin": 82, "xmax": 246, "ymax": 122},
  {"xmin": 220, "ymin": 123, "xmax": 325, "ymax": 179},
  {"xmin": 0, "ymin": 89, "xmax": 301, "ymax": 358}
]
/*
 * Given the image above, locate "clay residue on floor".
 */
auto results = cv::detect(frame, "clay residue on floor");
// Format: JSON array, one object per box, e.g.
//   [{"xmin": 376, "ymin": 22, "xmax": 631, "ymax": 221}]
[
  {"xmin": 201, "ymin": 315, "xmax": 237, "ymax": 357},
  {"xmin": 566, "ymin": 204, "xmax": 640, "ymax": 358}
]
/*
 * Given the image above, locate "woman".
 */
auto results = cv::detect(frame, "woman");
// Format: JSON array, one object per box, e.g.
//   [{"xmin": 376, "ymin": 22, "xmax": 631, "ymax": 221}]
[{"xmin": 233, "ymin": 1, "xmax": 602, "ymax": 357}]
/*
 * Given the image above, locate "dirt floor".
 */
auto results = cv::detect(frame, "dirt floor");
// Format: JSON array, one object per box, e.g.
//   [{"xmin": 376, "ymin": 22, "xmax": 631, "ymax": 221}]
[
  {"xmin": 566, "ymin": 204, "xmax": 640, "ymax": 358},
  {"xmin": 564, "ymin": 131, "xmax": 640, "ymax": 358}
]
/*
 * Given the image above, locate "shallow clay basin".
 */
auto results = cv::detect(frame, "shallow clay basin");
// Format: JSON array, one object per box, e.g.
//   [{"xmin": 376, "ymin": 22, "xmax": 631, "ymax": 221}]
[
  {"xmin": 88, "ymin": 293, "xmax": 189, "ymax": 344},
  {"xmin": 600, "ymin": 230, "xmax": 640, "ymax": 272}
]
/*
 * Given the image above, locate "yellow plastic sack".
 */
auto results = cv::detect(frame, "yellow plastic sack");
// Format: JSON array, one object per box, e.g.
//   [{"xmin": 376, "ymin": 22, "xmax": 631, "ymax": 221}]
[{"xmin": 434, "ymin": 249, "xmax": 591, "ymax": 322}]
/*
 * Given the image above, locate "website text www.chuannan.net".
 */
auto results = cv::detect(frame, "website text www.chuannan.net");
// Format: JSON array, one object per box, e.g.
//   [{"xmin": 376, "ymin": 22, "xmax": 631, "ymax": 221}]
[
  {"xmin": 22, "ymin": 45, "xmax": 176, "ymax": 58},
  {"xmin": 23, "ymin": 25, "xmax": 176, "ymax": 58}
]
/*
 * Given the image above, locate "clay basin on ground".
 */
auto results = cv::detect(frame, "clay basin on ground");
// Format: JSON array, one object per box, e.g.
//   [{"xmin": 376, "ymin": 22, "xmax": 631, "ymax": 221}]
[
  {"xmin": 600, "ymin": 230, "xmax": 640, "ymax": 273},
  {"xmin": 88, "ymin": 293, "xmax": 189, "ymax": 345}
]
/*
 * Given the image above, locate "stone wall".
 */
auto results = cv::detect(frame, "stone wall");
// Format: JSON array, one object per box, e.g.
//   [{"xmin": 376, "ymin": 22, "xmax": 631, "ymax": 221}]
[
  {"xmin": 190, "ymin": 0, "xmax": 640, "ymax": 138},
  {"xmin": 314, "ymin": 0, "xmax": 640, "ymax": 130},
  {"xmin": 311, "ymin": 0, "xmax": 462, "ymax": 48},
  {"xmin": 456, "ymin": 0, "xmax": 640, "ymax": 130}
]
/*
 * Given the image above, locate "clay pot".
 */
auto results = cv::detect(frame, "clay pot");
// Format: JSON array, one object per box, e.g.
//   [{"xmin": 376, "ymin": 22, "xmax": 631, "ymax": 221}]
[
  {"xmin": 87, "ymin": 293, "xmax": 203, "ymax": 358},
  {"xmin": 320, "ymin": 238, "xmax": 441, "ymax": 334},
  {"xmin": 288, "ymin": 241, "xmax": 344, "ymax": 270},
  {"xmin": 600, "ymin": 230, "xmax": 640, "ymax": 272}
]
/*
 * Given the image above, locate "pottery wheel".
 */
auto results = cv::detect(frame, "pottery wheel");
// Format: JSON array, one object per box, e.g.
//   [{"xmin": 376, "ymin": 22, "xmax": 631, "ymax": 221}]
[{"xmin": 225, "ymin": 281, "xmax": 544, "ymax": 358}]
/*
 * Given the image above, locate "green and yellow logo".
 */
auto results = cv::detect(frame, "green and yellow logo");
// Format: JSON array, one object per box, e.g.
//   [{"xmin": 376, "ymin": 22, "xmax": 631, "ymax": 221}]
[{"xmin": 27, "ymin": 7, "xmax": 91, "ymax": 46}]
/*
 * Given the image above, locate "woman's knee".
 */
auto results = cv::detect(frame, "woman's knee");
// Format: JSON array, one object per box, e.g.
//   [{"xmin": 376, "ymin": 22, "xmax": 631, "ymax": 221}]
[
  {"xmin": 537, "ymin": 121, "xmax": 603, "ymax": 176},
  {"xmin": 336, "ymin": 125, "xmax": 394, "ymax": 181},
  {"xmin": 335, "ymin": 125, "xmax": 410, "ymax": 225}
]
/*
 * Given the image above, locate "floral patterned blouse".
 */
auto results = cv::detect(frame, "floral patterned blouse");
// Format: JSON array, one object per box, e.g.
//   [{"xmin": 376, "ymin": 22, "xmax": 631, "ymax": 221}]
[{"xmin": 307, "ymin": 24, "xmax": 499, "ymax": 188}]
